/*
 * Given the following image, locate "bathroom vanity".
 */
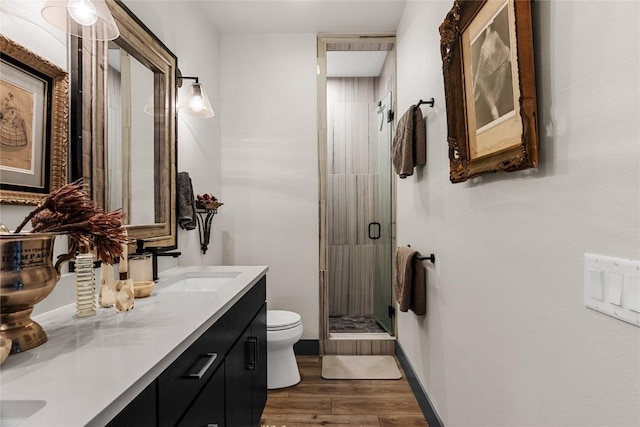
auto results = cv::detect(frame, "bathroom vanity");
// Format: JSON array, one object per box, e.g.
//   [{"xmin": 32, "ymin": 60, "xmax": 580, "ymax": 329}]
[{"xmin": 0, "ymin": 266, "xmax": 268, "ymax": 427}]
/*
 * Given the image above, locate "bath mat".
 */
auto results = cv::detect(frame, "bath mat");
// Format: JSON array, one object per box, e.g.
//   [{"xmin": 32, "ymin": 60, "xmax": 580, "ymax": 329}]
[{"xmin": 321, "ymin": 355, "xmax": 402, "ymax": 380}]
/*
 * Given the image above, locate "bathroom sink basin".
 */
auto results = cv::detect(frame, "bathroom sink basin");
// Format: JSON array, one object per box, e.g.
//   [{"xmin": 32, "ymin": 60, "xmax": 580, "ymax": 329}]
[
  {"xmin": 0, "ymin": 400, "xmax": 46, "ymax": 427},
  {"xmin": 160, "ymin": 273, "xmax": 240, "ymax": 292}
]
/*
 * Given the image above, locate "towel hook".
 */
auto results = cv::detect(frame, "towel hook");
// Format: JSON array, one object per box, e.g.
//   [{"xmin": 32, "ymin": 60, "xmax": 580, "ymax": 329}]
[{"xmin": 415, "ymin": 98, "xmax": 435, "ymax": 109}]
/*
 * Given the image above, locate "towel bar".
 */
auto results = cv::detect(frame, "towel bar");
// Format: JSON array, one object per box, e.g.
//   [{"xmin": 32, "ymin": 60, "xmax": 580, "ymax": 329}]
[
  {"xmin": 414, "ymin": 98, "xmax": 435, "ymax": 109},
  {"xmin": 415, "ymin": 254, "xmax": 435, "ymax": 263},
  {"xmin": 406, "ymin": 245, "xmax": 435, "ymax": 263}
]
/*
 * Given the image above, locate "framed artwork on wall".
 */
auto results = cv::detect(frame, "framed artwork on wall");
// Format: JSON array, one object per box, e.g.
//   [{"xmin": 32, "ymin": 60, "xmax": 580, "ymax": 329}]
[
  {"xmin": 0, "ymin": 35, "xmax": 68, "ymax": 205},
  {"xmin": 440, "ymin": 0, "xmax": 538, "ymax": 183}
]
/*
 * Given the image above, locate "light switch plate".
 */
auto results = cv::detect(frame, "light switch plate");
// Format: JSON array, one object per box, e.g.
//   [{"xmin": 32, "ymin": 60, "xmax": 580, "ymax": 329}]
[{"xmin": 584, "ymin": 253, "xmax": 640, "ymax": 327}]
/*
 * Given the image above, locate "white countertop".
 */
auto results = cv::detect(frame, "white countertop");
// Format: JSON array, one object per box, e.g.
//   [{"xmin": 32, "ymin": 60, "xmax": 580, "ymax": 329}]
[{"xmin": 0, "ymin": 265, "xmax": 268, "ymax": 427}]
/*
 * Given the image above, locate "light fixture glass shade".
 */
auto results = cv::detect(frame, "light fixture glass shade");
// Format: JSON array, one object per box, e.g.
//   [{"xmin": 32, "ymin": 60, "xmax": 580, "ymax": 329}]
[
  {"xmin": 41, "ymin": 0, "xmax": 120, "ymax": 41},
  {"xmin": 179, "ymin": 82, "xmax": 215, "ymax": 118}
]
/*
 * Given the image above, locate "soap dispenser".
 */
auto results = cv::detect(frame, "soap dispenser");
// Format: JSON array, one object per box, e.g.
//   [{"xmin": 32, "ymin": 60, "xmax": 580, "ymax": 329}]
[{"xmin": 130, "ymin": 240, "xmax": 153, "ymax": 282}]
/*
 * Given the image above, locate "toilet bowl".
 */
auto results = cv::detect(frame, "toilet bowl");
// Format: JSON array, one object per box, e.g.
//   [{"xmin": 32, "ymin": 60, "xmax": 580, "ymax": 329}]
[{"xmin": 267, "ymin": 310, "xmax": 303, "ymax": 389}]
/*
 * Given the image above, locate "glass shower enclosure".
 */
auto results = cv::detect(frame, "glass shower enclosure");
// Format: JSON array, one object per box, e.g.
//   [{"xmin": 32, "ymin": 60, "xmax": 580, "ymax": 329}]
[
  {"xmin": 371, "ymin": 91, "xmax": 394, "ymax": 334},
  {"xmin": 326, "ymin": 86, "xmax": 395, "ymax": 337}
]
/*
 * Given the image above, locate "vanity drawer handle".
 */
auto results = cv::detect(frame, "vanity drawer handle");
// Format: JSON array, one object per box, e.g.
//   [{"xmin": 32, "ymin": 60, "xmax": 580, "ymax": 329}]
[
  {"xmin": 246, "ymin": 337, "xmax": 258, "ymax": 370},
  {"xmin": 187, "ymin": 353, "xmax": 218, "ymax": 379}
]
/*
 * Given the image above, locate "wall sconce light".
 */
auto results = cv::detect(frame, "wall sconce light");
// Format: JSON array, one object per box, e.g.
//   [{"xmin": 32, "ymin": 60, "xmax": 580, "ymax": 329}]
[
  {"xmin": 177, "ymin": 74, "xmax": 215, "ymax": 118},
  {"xmin": 41, "ymin": 0, "xmax": 120, "ymax": 41}
]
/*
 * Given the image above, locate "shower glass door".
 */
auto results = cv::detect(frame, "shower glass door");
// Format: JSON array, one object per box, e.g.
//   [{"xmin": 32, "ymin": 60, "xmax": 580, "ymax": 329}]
[{"xmin": 371, "ymin": 92, "xmax": 394, "ymax": 335}]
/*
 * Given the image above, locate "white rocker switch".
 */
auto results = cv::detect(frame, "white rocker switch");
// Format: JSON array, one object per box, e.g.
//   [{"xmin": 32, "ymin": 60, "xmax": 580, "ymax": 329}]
[
  {"xmin": 589, "ymin": 268, "xmax": 604, "ymax": 301},
  {"xmin": 607, "ymin": 272, "xmax": 624, "ymax": 306},
  {"xmin": 628, "ymin": 276, "xmax": 640, "ymax": 313}
]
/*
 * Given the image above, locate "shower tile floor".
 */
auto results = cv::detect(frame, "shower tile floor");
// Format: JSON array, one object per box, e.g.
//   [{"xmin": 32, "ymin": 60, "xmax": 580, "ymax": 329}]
[{"xmin": 329, "ymin": 315, "xmax": 387, "ymax": 333}]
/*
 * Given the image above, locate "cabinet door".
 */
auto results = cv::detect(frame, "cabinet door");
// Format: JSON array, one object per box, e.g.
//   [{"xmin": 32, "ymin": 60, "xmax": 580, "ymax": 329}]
[
  {"xmin": 250, "ymin": 304, "xmax": 267, "ymax": 426},
  {"xmin": 226, "ymin": 305, "xmax": 267, "ymax": 427},
  {"xmin": 107, "ymin": 380, "xmax": 157, "ymax": 427},
  {"xmin": 225, "ymin": 325, "xmax": 252, "ymax": 426},
  {"xmin": 177, "ymin": 362, "xmax": 225, "ymax": 427}
]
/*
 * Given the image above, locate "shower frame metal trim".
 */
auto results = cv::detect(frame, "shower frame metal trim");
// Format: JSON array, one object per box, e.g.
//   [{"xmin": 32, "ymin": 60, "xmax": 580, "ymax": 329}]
[{"xmin": 317, "ymin": 34, "xmax": 398, "ymax": 356}]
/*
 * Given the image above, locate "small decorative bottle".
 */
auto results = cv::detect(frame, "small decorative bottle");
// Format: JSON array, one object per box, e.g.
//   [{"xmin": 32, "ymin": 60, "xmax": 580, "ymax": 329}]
[
  {"xmin": 75, "ymin": 251, "xmax": 97, "ymax": 317},
  {"xmin": 114, "ymin": 241, "xmax": 135, "ymax": 313},
  {"xmin": 99, "ymin": 263, "xmax": 116, "ymax": 308}
]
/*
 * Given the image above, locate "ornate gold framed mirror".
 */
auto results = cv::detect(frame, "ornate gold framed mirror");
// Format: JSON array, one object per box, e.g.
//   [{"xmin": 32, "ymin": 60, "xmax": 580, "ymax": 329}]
[{"xmin": 70, "ymin": 0, "xmax": 177, "ymax": 249}]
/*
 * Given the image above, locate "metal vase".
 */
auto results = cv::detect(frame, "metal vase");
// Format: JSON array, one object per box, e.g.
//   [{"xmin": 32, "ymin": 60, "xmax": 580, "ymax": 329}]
[{"xmin": 0, "ymin": 233, "xmax": 67, "ymax": 354}]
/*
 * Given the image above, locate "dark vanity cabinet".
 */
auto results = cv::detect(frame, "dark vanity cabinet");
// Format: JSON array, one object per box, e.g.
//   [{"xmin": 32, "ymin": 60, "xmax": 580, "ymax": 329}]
[
  {"xmin": 106, "ymin": 380, "xmax": 157, "ymax": 427},
  {"xmin": 108, "ymin": 276, "xmax": 267, "ymax": 427}
]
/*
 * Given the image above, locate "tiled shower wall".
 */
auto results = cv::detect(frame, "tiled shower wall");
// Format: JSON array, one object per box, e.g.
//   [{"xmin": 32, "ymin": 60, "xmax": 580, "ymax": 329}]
[{"xmin": 327, "ymin": 77, "xmax": 389, "ymax": 317}]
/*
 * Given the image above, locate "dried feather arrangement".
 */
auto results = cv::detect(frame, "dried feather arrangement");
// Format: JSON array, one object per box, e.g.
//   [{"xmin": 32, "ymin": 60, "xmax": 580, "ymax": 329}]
[{"xmin": 13, "ymin": 180, "xmax": 126, "ymax": 264}]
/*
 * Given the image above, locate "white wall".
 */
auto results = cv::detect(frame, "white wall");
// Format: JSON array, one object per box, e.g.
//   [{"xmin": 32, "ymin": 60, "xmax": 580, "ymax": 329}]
[
  {"xmin": 123, "ymin": 1, "xmax": 223, "ymax": 266},
  {"xmin": 395, "ymin": 1, "xmax": 640, "ymax": 426},
  {"xmin": 219, "ymin": 34, "xmax": 319, "ymax": 339}
]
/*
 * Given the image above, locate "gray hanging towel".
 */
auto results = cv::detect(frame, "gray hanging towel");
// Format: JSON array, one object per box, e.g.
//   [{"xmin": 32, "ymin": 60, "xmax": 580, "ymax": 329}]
[
  {"xmin": 394, "ymin": 246, "xmax": 426, "ymax": 315},
  {"xmin": 392, "ymin": 106, "xmax": 427, "ymax": 178},
  {"xmin": 413, "ymin": 107, "xmax": 426, "ymax": 167},
  {"xmin": 177, "ymin": 172, "xmax": 197, "ymax": 230}
]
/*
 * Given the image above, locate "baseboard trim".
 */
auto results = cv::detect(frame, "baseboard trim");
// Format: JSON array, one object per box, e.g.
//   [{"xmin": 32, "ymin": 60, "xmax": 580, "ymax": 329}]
[
  {"xmin": 396, "ymin": 342, "xmax": 444, "ymax": 427},
  {"xmin": 294, "ymin": 339, "xmax": 320, "ymax": 355}
]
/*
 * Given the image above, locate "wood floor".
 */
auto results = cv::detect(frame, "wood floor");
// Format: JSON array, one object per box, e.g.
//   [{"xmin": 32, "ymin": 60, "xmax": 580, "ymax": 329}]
[{"xmin": 260, "ymin": 356, "xmax": 428, "ymax": 427}]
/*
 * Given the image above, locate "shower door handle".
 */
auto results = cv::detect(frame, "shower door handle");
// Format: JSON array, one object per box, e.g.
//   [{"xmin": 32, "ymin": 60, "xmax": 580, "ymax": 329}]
[{"xmin": 368, "ymin": 222, "xmax": 381, "ymax": 240}]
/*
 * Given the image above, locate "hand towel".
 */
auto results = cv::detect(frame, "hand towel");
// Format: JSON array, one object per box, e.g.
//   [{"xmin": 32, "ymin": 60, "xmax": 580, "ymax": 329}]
[
  {"xmin": 177, "ymin": 171, "xmax": 197, "ymax": 230},
  {"xmin": 392, "ymin": 106, "xmax": 427, "ymax": 178},
  {"xmin": 413, "ymin": 107, "xmax": 426, "ymax": 167},
  {"xmin": 395, "ymin": 246, "xmax": 426, "ymax": 315}
]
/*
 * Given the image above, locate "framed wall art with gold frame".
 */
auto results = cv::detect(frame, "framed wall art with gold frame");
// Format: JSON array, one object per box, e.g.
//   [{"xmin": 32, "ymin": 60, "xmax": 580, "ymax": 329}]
[
  {"xmin": 440, "ymin": 0, "xmax": 538, "ymax": 183},
  {"xmin": 0, "ymin": 35, "xmax": 68, "ymax": 205}
]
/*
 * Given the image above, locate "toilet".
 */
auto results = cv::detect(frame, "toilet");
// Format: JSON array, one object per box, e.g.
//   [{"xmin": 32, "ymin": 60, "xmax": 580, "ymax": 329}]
[{"xmin": 266, "ymin": 310, "xmax": 303, "ymax": 389}]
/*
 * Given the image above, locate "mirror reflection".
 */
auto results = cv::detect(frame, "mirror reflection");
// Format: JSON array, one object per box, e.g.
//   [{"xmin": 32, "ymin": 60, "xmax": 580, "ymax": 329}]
[
  {"xmin": 70, "ymin": 0, "xmax": 178, "ymax": 249},
  {"xmin": 106, "ymin": 43, "xmax": 155, "ymax": 225}
]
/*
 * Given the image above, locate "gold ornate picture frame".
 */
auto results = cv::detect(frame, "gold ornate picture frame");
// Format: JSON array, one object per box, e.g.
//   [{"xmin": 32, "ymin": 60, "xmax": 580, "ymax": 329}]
[
  {"xmin": 440, "ymin": 0, "xmax": 538, "ymax": 183},
  {"xmin": 0, "ymin": 35, "xmax": 68, "ymax": 205}
]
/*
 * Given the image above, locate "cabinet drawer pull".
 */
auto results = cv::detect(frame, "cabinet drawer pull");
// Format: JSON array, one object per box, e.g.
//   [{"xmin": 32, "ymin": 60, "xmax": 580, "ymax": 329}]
[
  {"xmin": 247, "ymin": 336, "xmax": 258, "ymax": 370},
  {"xmin": 187, "ymin": 353, "xmax": 218, "ymax": 379},
  {"xmin": 206, "ymin": 424, "xmax": 218, "ymax": 427}
]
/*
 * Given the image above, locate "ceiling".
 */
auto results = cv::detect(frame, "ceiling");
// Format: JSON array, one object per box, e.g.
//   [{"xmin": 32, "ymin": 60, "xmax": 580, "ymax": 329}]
[
  {"xmin": 193, "ymin": 1, "xmax": 405, "ymax": 76},
  {"xmin": 326, "ymin": 51, "xmax": 389, "ymax": 77},
  {"xmin": 196, "ymin": 1, "xmax": 407, "ymax": 34}
]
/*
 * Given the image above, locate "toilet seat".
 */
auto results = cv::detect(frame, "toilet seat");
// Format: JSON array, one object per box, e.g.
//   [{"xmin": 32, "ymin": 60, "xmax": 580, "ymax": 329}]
[{"xmin": 267, "ymin": 310, "xmax": 302, "ymax": 331}]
